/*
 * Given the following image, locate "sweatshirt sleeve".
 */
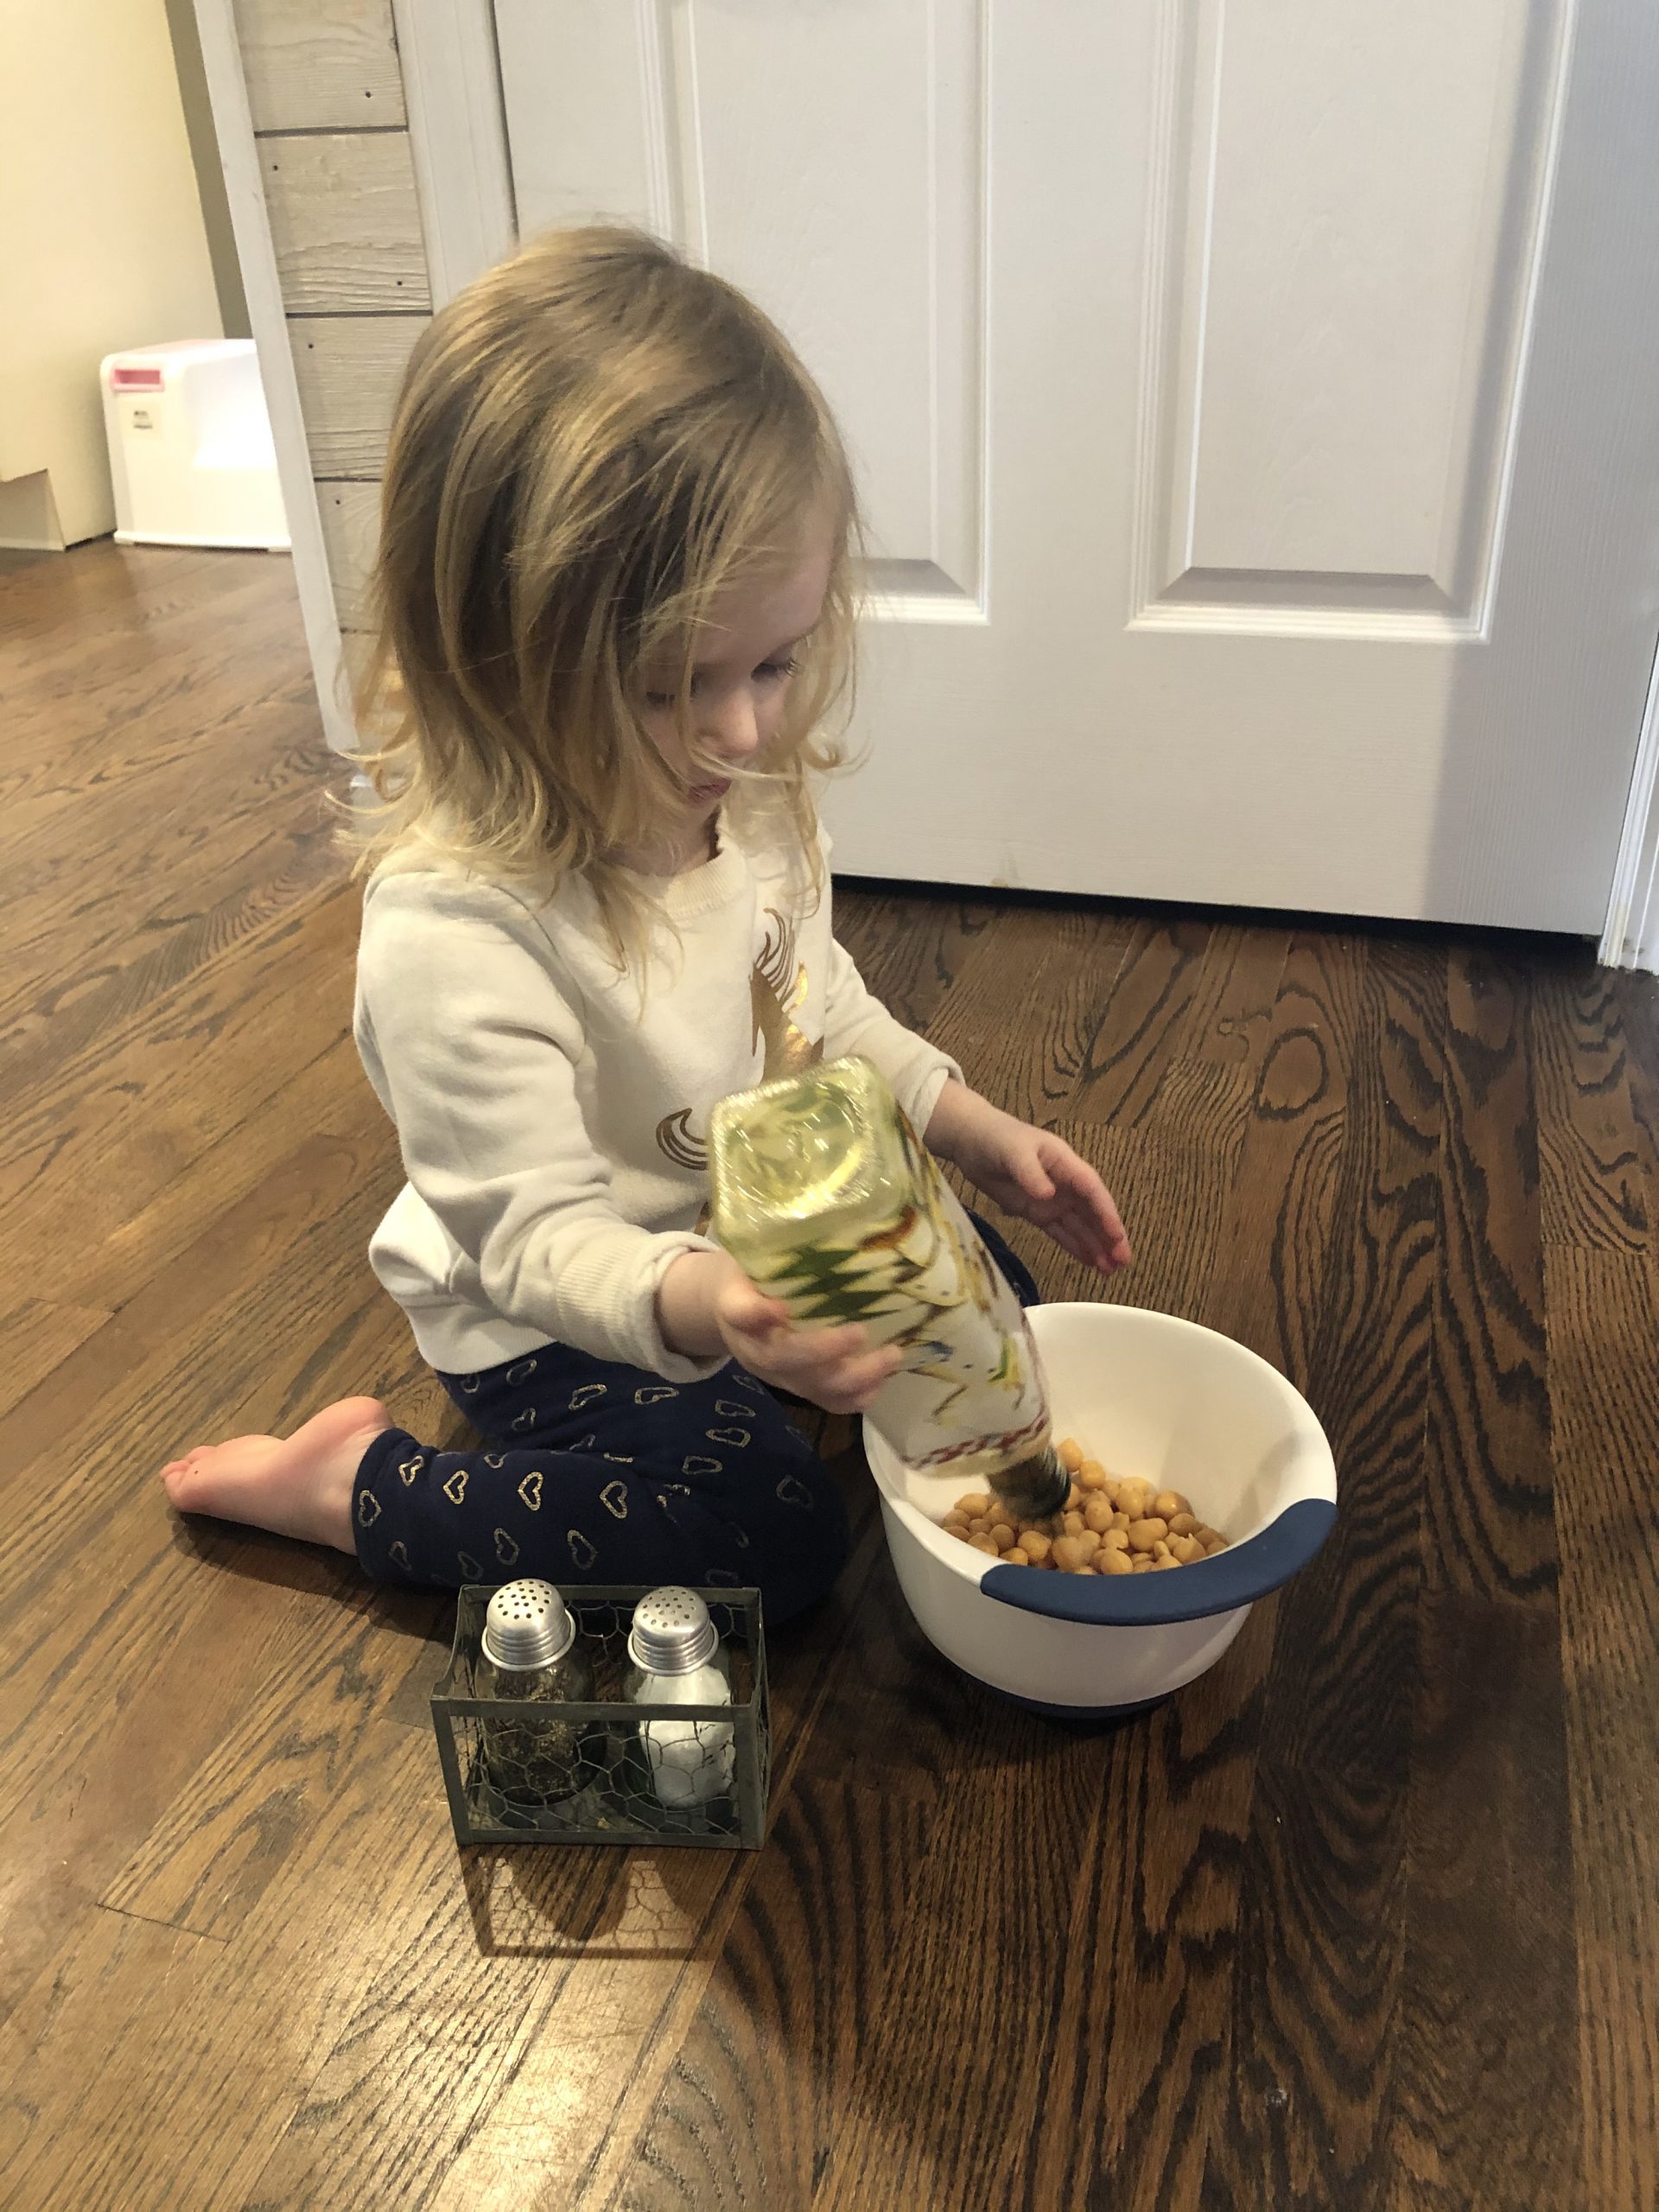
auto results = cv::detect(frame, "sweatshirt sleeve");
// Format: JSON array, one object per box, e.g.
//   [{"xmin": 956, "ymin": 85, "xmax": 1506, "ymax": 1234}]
[
  {"xmin": 821, "ymin": 933, "xmax": 963, "ymax": 1135},
  {"xmin": 357, "ymin": 874, "xmax": 721, "ymax": 1382}
]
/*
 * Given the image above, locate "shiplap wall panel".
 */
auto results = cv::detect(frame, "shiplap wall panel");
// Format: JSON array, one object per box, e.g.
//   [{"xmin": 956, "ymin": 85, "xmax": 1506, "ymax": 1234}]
[
  {"xmin": 316, "ymin": 480, "xmax": 382, "ymax": 626},
  {"xmin": 233, "ymin": 0, "xmax": 406, "ymax": 131},
  {"xmin": 261, "ymin": 132, "xmax": 430, "ymax": 312},
  {"xmin": 287, "ymin": 315, "xmax": 424, "ymax": 477}
]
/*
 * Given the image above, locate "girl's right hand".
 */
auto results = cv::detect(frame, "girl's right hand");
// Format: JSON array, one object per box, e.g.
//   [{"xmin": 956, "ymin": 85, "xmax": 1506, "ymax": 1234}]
[{"xmin": 658, "ymin": 1251, "xmax": 905, "ymax": 1414}]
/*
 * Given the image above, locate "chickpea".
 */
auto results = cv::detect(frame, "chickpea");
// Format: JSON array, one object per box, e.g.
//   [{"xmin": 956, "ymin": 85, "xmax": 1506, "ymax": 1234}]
[
  {"xmin": 1067, "ymin": 1482, "xmax": 1085, "ymax": 1511},
  {"xmin": 1153, "ymin": 1554, "xmax": 1180, "ymax": 1570},
  {"xmin": 969, "ymin": 1535, "xmax": 1000, "ymax": 1555},
  {"xmin": 1114, "ymin": 1478, "xmax": 1153, "ymax": 1521},
  {"xmin": 1058, "ymin": 1438, "xmax": 1084, "ymax": 1474},
  {"xmin": 1168, "ymin": 1535, "xmax": 1201, "ymax": 1564},
  {"xmin": 1152, "ymin": 1540, "xmax": 1171, "ymax": 1560},
  {"xmin": 1166, "ymin": 1513, "xmax": 1198, "ymax": 1537},
  {"xmin": 1022, "ymin": 1529, "xmax": 1052, "ymax": 1566},
  {"xmin": 1078, "ymin": 1460, "xmax": 1109, "ymax": 1491},
  {"xmin": 1127, "ymin": 1516, "xmax": 1168, "ymax": 1554},
  {"xmin": 1130, "ymin": 1555, "xmax": 1155, "ymax": 1573},
  {"xmin": 1099, "ymin": 1527, "xmax": 1130, "ymax": 1552},
  {"xmin": 1083, "ymin": 1496, "xmax": 1116, "ymax": 1535},
  {"xmin": 1097, "ymin": 1546, "xmax": 1135, "ymax": 1575},
  {"xmin": 1063, "ymin": 1510, "xmax": 1085, "ymax": 1536},
  {"xmin": 942, "ymin": 1510, "xmax": 970, "ymax": 1531},
  {"xmin": 1152, "ymin": 1490, "xmax": 1190, "ymax": 1523},
  {"xmin": 1004, "ymin": 1547, "xmax": 1030, "ymax": 1566},
  {"xmin": 988, "ymin": 1522, "xmax": 1017, "ymax": 1552},
  {"xmin": 1052, "ymin": 1535, "xmax": 1095, "ymax": 1573},
  {"xmin": 1109, "ymin": 1511, "xmax": 1130, "ymax": 1532},
  {"xmin": 1204, "ymin": 1536, "xmax": 1228, "ymax": 1556},
  {"xmin": 947, "ymin": 1523, "xmax": 976, "ymax": 1544},
  {"xmin": 1075, "ymin": 1527, "xmax": 1101, "ymax": 1559}
]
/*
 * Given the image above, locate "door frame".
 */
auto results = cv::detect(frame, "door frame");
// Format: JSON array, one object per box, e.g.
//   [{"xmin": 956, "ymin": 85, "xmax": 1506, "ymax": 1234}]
[{"xmin": 1598, "ymin": 634, "xmax": 1659, "ymax": 968}]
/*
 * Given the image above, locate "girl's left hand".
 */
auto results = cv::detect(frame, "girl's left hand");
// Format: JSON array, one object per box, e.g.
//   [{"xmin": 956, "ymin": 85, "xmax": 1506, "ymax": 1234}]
[{"xmin": 926, "ymin": 1087, "xmax": 1132, "ymax": 1275}]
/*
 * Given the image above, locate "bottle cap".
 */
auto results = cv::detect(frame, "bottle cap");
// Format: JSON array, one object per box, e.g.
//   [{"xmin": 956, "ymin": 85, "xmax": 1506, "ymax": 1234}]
[
  {"xmin": 627, "ymin": 1586, "xmax": 720, "ymax": 1675},
  {"xmin": 480, "ymin": 1579, "xmax": 576, "ymax": 1670}
]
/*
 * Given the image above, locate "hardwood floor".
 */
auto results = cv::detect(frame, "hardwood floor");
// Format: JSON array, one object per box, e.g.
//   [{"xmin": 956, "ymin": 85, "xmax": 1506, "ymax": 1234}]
[{"xmin": 1, "ymin": 541, "xmax": 1655, "ymax": 2212}]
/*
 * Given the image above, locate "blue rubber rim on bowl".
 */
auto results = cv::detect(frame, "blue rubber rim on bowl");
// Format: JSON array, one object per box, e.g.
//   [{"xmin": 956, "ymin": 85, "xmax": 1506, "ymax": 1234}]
[{"xmin": 980, "ymin": 1496, "xmax": 1337, "ymax": 1624}]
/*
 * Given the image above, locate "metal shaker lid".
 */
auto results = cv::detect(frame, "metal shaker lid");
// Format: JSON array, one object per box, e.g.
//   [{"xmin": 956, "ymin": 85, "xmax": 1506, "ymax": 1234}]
[
  {"xmin": 481, "ymin": 1579, "xmax": 576, "ymax": 1670},
  {"xmin": 627, "ymin": 1586, "xmax": 719, "ymax": 1675}
]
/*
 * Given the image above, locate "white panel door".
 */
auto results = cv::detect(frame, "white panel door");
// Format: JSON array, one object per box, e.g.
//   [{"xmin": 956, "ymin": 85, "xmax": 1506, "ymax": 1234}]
[{"xmin": 492, "ymin": 0, "xmax": 1659, "ymax": 931}]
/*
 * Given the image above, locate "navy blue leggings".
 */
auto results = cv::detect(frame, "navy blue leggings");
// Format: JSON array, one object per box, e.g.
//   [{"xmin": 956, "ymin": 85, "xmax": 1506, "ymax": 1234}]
[{"xmin": 353, "ymin": 1217, "xmax": 1039, "ymax": 1626}]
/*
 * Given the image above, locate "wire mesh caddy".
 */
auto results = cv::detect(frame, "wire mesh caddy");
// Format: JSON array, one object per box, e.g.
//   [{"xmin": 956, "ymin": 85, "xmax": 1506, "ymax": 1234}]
[{"xmin": 431, "ymin": 1585, "xmax": 771, "ymax": 1848}]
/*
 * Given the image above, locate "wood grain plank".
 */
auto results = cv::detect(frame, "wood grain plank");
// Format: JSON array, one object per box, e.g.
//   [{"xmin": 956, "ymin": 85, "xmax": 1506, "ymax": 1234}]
[
  {"xmin": 1388, "ymin": 1592, "xmax": 1580, "ymax": 2212},
  {"xmin": 1427, "ymin": 944, "xmax": 1557, "ymax": 1600},
  {"xmin": 259, "ymin": 131, "xmax": 430, "ymax": 313},
  {"xmin": 913, "ymin": 899, "xmax": 1138, "ymax": 1123},
  {"xmin": 0, "ymin": 886, "xmax": 360, "ymax": 1294},
  {"xmin": 1544, "ymin": 1245, "xmax": 1659, "ymax": 2212},
  {"xmin": 288, "ymin": 313, "xmax": 423, "ymax": 476},
  {"xmin": 317, "ymin": 477, "xmax": 383, "ymax": 626},
  {"xmin": 234, "ymin": 0, "xmax": 406, "ymax": 131},
  {"xmin": 0, "ymin": 1297, "xmax": 111, "ymax": 1418},
  {"xmin": 608, "ymin": 1778, "xmax": 931, "ymax": 2212},
  {"xmin": 832, "ymin": 883, "xmax": 998, "ymax": 1037},
  {"xmin": 1202, "ymin": 938, "xmax": 1440, "ymax": 2209},
  {"xmin": 1532, "ymin": 957, "xmax": 1650, "ymax": 1252}
]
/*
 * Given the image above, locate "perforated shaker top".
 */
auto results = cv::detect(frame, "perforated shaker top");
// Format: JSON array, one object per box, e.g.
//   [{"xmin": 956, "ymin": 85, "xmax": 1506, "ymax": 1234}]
[
  {"xmin": 480, "ymin": 1578, "xmax": 575, "ymax": 1670},
  {"xmin": 627, "ymin": 1586, "xmax": 719, "ymax": 1675}
]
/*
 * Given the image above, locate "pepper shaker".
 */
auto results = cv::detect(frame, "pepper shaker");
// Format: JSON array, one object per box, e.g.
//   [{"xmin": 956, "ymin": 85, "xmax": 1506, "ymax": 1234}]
[{"xmin": 476, "ymin": 1579, "xmax": 595, "ymax": 1813}]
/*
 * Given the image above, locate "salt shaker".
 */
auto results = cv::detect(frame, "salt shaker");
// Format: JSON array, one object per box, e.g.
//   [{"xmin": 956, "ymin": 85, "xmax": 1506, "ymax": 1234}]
[
  {"xmin": 625, "ymin": 1587, "xmax": 736, "ymax": 1808},
  {"xmin": 476, "ymin": 1579, "xmax": 595, "ymax": 1811}
]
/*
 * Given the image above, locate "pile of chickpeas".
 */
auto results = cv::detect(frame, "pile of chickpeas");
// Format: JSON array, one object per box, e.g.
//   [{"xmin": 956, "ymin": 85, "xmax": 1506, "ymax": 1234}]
[{"xmin": 939, "ymin": 1436, "xmax": 1230, "ymax": 1574}]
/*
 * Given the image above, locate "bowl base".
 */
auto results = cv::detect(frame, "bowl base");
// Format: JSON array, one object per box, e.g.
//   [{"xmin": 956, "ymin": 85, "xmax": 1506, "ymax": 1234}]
[{"xmin": 957, "ymin": 1662, "xmax": 1172, "ymax": 1725}]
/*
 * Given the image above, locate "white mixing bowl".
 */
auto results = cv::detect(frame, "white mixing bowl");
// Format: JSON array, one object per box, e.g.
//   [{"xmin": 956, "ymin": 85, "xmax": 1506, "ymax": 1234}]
[{"xmin": 864, "ymin": 1303, "xmax": 1338, "ymax": 1718}]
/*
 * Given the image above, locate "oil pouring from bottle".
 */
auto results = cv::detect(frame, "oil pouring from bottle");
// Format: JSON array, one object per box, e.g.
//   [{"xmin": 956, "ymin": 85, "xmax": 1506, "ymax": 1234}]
[{"xmin": 707, "ymin": 1056, "xmax": 1069, "ymax": 1525}]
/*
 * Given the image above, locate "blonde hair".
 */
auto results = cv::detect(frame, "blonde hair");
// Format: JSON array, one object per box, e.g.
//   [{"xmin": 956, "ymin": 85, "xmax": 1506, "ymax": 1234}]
[{"xmin": 352, "ymin": 226, "xmax": 859, "ymax": 945}]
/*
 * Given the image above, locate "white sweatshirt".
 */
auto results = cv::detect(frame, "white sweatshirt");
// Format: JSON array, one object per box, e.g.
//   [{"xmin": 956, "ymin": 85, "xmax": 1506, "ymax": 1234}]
[{"xmin": 353, "ymin": 819, "xmax": 961, "ymax": 1382}]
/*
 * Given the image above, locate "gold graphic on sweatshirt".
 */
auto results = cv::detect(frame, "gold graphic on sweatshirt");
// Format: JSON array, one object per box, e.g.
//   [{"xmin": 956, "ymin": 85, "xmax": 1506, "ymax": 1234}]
[
  {"xmin": 517, "ymin": 1471, "xmax": 543, "ymax": 1511},
  {"xmin": 653, "ymin": 911, "xmax": 823, "ymax": 1185},
  {"xmin": 397, "ymin": 1455, "xmax": 423, "ymax": 1485},
  {"xmin": 357, "ymin": 1489, "xmax": 381, "ymax": 1527},
  {"xmin": 600, "ymin": 1479, "xmax": 630, "ymax": 1518},
  {"xmin": 707, "ymin": 1426, "xmax": 751, "ymax": 1448},
  {"xmin": 569, "ymin": 1382, "xmax": 607, "ymax": 1411},
  {"xmin": 683, "ymin": 1454, "xmax": 723, "ymax": 1478},
  {"xmin": 442, "ymin": 1467, "xmax": 469, "ymax": 1506},
  {"xmin": 389, "ymin": 1540, "xmax": 410, "ymax": 1572},
  {"xmin": 752, "ymin": 909, "xmax": 820, "ymax": 1078},
  {"xmin": 635, "ymin": 1384, "xmax": 679, "ymax": 1407},
  {"xmin": 458, "ymin": 1549, "xmax": 483, "ymax": 1578},
  {"xmin": 567, "ymin": 1528, "xmax": 597, "ymax": 1571},
  {"xmin": 493, "ymin": 1527, "xmax": 520, "ymax": 1566}
]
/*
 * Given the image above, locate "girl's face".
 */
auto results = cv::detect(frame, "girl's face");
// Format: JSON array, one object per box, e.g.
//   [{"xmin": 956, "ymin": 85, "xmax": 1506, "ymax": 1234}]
[{"xmin": 635, "ymin": 525, "xmax": 831, "ymax": 863}]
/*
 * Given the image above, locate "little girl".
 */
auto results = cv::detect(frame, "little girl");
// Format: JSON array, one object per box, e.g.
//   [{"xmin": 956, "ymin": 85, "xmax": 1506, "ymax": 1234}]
[{"xmin": 162, "ymin": 227, "xmax": 1131, "ymax": 1624}]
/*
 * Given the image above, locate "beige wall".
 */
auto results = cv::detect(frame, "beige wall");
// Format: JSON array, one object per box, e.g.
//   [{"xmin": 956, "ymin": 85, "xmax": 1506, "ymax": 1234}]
[{"xmin": 0, "ymin": 0, "xmax": 224, "ymax": 546}]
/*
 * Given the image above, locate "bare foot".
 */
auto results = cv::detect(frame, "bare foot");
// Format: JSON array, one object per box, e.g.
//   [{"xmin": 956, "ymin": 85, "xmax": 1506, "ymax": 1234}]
[{"xmin": 161, "ymin": 1395, "xmax": 390, "ymax": 1554}]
